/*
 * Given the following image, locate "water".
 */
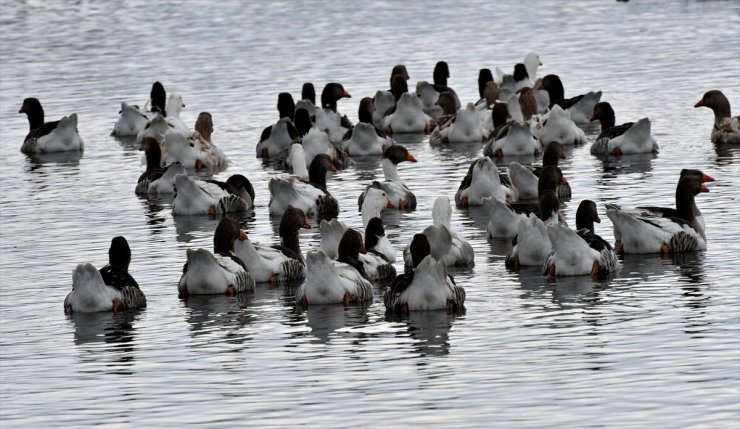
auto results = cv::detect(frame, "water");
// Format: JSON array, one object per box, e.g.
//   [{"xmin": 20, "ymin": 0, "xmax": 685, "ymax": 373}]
[{"xmin": 1, "ymin": 1, "xmax": 739, "ymax": 427}]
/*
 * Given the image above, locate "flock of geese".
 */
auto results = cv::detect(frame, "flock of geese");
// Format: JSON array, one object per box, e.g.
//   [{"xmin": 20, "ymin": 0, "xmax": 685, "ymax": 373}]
[{"xmin": 17, "ymin": 52, "xmax": 739, "ymax": 316}]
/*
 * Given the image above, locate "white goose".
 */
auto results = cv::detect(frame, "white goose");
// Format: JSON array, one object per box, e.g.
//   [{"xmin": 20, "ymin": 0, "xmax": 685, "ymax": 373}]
[
  {"xmin": 172, "ymin": 173, "xmax": 252, "ymax": 216},
  {"xmin": 268, "ymin": 153, "xmax": 339, "ymax": 221},
  {"xmin": 384, "ymin": 234, "xmax": 465, "ymax": 314},
  {"xmin": 64, "ymin": 263, "xmax": 124, "ymax": 314},
  {"xmin": 314, "ymin": 108, "xmax": 349, "ymax": 145},
  {"xmin": 484, "ymin": 196, "xmax": 525, "ymax": 240},
  {"xmin": 295, "ymin": 250, "xmax": 373, "ymax": 306},
  {"xmin": 589, "ymin": 102, "xmax": 659, "ymax": 155},
  {"xmin": 404, "ymin": 196, "xmax": 474, "ymax": 267},
  {"xmin": 177, "ymin": 218, "xmax": 255, "ymax": 297},
  {"xmin": 300, "ymin": 127, "xmax": 344, "ymax": 169},
  {"xmin": 358, "ymin": 145, "xmax": 417, "ymax": 210},
  {"xmin": 372, "ymin": 90, "xmax": 396, "ymax": 130},
  {"xmin": 455, "ymin": 157, "xmax": 515, "ymax": 208},
  {"xmin": 343, "ymin": 122, "xmax": 392, "ymax": 156},
  {"xmin": 360, "ymin": 217, "xmax": 397, "ymax": 282},
  {"xmin": 111, "ymin": 101, "xmax": 150, "ymax": 137},
  {"xmin": 164, "ymin": 93, "xmax": 188, "ymax": 133},
  {"xmin": 483, "ymin": 121, "xmax": 541, "ymax": 157},
  {"xmin": 606, "ymin": 174, "xmax": 710, "ymax": 254},
  {"xmin": 429, "ymin": 103, "xmax": 484, "ymax": 145},
  {"xmin": 256, "ymin": 117, "xmax": 298, "ymax": 159},
  {"xmin": 383, "ymin": 92, "xmax": 431, "ymax": 134},
  {"xmin": 18, "ymin": 98, "xmax": 84, "ymax": 154},
  {"xmin": 135, "ymin": 136, "xmax": 185, "ymax": 195},
  {"xmin": 543, "ymin": 200, "xmax": 620, "ymax": 278},
  {"xmin": 531, "ymin": 105, "xmax": 587, "ymax": 146}
]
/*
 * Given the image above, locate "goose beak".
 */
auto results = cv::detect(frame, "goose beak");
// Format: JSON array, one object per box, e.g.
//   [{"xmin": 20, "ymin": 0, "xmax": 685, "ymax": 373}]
[
  {"xmin": 701, "ymin": 173, "xmax": 715, "ymax": 182},
  {"xmin": 700, "ymin": 184, "xmax": 710, "ymax": 193},
  {"xmin": 406, "ymin": 153, "xmax": 417, "ymax": 163},
  {"xmin": 239, "ymin": 231, "xmax": 247, "ymax": 241},
  {"xmin": 560, "ymin": 175, "xmax": 569, "ymax": 185},
  {"xmin": 386, "ymin": 199, "xmax": 394, "ymax": 208},
  {"xmin": 343, "ymin": 90, "xmax": 352, "ymax": 99},
  {"xmin": 303, "ymin": 221, "xmax": 312, "ymax": 229},
  {"xmin": 589, "ymin": 113, "xmax": 597, "ymax": 122},
  {"xmin": 694, "ymin": 98, "xmax": 704, "ymax": 108},
  {"xmin": 360, "ymin": 246, "xmax": 367, "ymax": 254},
  {"xmin": 595, "ymin": 215, "xmax": 601, "ymax": 223},
  {"xmin": 330, "ymin": 164, "xmax": 337, "ymax": 173}
]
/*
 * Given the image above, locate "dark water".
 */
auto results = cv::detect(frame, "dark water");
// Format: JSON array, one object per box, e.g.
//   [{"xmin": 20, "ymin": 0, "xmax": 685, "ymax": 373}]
[{"xmin": 1, "ymin": 1, "xmax": 739, "ymax": 427}]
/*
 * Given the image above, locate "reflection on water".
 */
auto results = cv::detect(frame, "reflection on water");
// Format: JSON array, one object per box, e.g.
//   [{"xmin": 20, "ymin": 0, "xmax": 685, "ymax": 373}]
[
  {"xmin": 390, "ymin": 310, "xmax": 461, "ymax": 358},
  {"xmin": 595, "ymin": 152, "xmax": 657, "ymax": 176},
  {"xmin": 298, "ymin": 303, "xmax": 371, "ymax": 343},
  {"xmin": 68, "ymin": 310, "xmax": 142, "ymax": 375}
]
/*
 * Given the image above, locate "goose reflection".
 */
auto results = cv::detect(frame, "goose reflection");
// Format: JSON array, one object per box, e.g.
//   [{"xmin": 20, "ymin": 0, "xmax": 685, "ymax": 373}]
[
  {"xmin": 139, "ymin": 195, "xmax": 169, "ymax": 235},
  {"xmin": 713, "ymin": 142, "xmax": 739, "ymax": 167},
  {"xmin": 181, "ymin": 294, "xmax": 255, "ymax": 344},
  {"xmin": 173, "ymin": 212, "xmax": 253, "ymax": 243},
  {"xmin": 68, "ymin": 310, "xmax": 142, "ymax": 374},
  {"xmin": 387, "ymin": 310, "xmax": 462, "ymax": 358},
  {"xmin": 26, "ymin": 151, "xmax": 83, "ymax": 167},
  {"xmin": 294, "ymin": 303, "xmax": 371, "ymax": 343},
  {"xmin": 595, "ymin": 152, "xmax": 656, "ymax": 176}
]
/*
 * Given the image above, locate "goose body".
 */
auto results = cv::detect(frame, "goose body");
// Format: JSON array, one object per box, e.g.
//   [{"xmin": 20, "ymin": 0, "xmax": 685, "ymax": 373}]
[
  {"xmin": 111, "ymin": 101, "xmax": 150, "ymax": 137},
  {"xmin": 314, "ymin": 108, "xmax": 349, "ymax": 145},
  {"xmin": 178, "ymin": 249, "xmax": 254, "ymax": 296},
  {"xmin": 508, "ymin": 161, "xmax": 539, "ymax": 200},
  {"xmin": 455, "ymin": 157, "xmax": 515, "ymax": 207},
  {"xmin": 319, "ymin": 218, "xmax": 348, "ymax": 260},
  {"xmin": 372, "ymin": 90, "xmax": 397, "ymax": 130},
  {"xmin": 172, "ymin": 174, "xmax": 251, "ymax": 216},
  {"xmin": 256, "ymin": 117, "xmax": 298, "ymax": 159},
  {"xmin": 64, "ymin": 263, "xmax": 123, "ymax": 313},
  {"xmin": 233, "ymin": 236, "xmax": 306, "ymax": 284},
  {"xmin": 343, "ymin": 122, "xmax": 392, "ymax": 156},
  {"xmin": 531, "ymin": 105, "xmax": 587, "ymax": 145},
  {"xmin": 296, "ymin": 250, "xmax": 373, "ymax": 306},
  {"xmin": 136, "ymin": 113, "xmax": 176, "ymax": 144},
  {"xmin": 434, "ymin": 104, "xmax": 484, "ymax": 144},
  {"xmin": 404, "ymin": 197, "xmax": 474, "ymax": 267},
  {"xmin": 268, "ymin": 154, "xmax": 338, "ymax": 220},
  {"xmin": 300, "ymin": 127, "xmax": 344, "ymax": 169},
  {"xmin": 484, "ymin": 121, "xmax": 541, "ymax": 157},
  {"xmin": 383, "ymin": 92, "xmax": 431, "ymax": 134},
  {"xmin": 505, "ymin": 213, "xmax": 553, "ymax": 269},
  {"xmin": 384, "ymin": 255, "xmax": 465, "ymax": 313},
  {"xmin": 361, "ymin": 217, "xmax": 397, "ymax": 282},
  {"xmin": 485, "ymin": 196, "xmax": 525, "ymax": 240},
  {"xmin": 19, "ymin": 98, "xmax": 84, "ymax": 154}
]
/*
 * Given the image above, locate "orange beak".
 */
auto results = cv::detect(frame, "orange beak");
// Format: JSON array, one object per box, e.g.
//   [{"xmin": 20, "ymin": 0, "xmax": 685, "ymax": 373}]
[
  {"xmin": 386, "ymin": 199, "xmax": 394, "ymax": 208},
  {"xmin": 560, "ymin": 175, "xmax": 569, "ymax": 185},
  {"xmin": 701, "ymin": 172, "xmax": 715, "ymax": 182},
  {"xmin": 330, "ymin": 164, "xmax": 337, "ymax": 173},
  {"xmin": 343, "ymin": 90, "xmax": 352, "ymax": 98},
  {"xmin": 700, "ymin": 184, "xmax": 710, "ymax": 193},
  {"xmin": 590, "ymin": 113, "xmax": 597, "ymax": 122},
  {"xmin": 360, "ymin": 245, "xmax": 367, "ymax": 254},
  {"xmin": 694, "ymin": 98, "xmax": 704, "ymax": 108},
  {"xmin": 239, "ymin": 231, "xmax": 247, "ymax": 241},
  {"xmin": 595, "ymin": 215, "xmax": 601, "ymax": 223},
  {"xmin": 303, "ymin": 220, "xmax": 312, "ymax": 229},
  {"xmin": 406, "ymin": 153, "xmax": 417, "ymax": 163}
]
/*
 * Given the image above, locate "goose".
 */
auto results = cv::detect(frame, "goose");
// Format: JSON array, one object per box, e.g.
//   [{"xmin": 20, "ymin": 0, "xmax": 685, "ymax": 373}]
[
  {"xmin": 343, "ymin": 122, "xmax": 392, "ymax": 156},
  {"xmin": 178, "ymin": 217, "xmax": 255, "ymax": 297},
  {"xmin": 135, "ymin": 136, "xmax": 185, "ymax": 195},
  {"xmin": 360, "ymin": 217, "xmax": 397, "ymax": 282},
  {"xmin": 18, "ymin": 98, "xmax": 84, "ymax": 154},
  {"xmin": 319, "ymin": 187, "xmax": 394, "ymax": 260},
  {"xmin": 504, "ymin": 189, "xmax": 562, "ymax": 271},
  {"xmin": 268, "ymin": 153, "xmax": 339, "ymax": 221},
  {"xmin": 256, "ymin": 117, "xmax": 299, "ymax": 159},
  {"xmin": 523, "ymin": 51, "xmax": 543, "ymax": 84},
  {"xmin": 296, "ymin": 229, "xmax": 373, "ymax": 307},
  {"xmin": 164, "ymin": 93, "xmax": 188, "ymax": 133},
  {"xmin": 385, "ymin": 234, "xmax": 465, "ymax": 314},
  {"xmin": 404, "ymin": 196, "xmax": 474, "ymax": 267},
  {"xmin": 483, "ymin": 120, "xmax": 541, "ymax": 157},
  {"xmin": 455, "ymin": 157, "xmax": 515, "ymax": 208},
  {"xmin": 383, "ymin": 92, "xmax": 431, "ymax": 134},
  {"xmin": 233, "ymin": 213, "xmax": 308, "ymax": 284},
  {"xmin": 427, "ymin": 91, "xmax": 459, "ymax": 133},
  {"xmin": 111, "ymin": 101, "xmax": 150, "ymax": 137},
  {"xmin": 474, "ymin": 68, "xmax": 495, "ymax": 109},
  {"xmin": 531, "ymin": 105, "xmax": 587, "ymax": 145},
  {"xmin": 606, "ymin": 174, "xmax": 710, "ymax": 254},
  {"xmin": 300, "ymin": 126, "xmax": 346, "ymax": 169},
  {"xmin": 277, "ymin": 92, "xmax": 296, "ymax": 121},
  {"xmin": 694, "ymin": 90, "xmax": 740, "ymax": 144},
  {"xmin": 416, "ymin": 80, "xmax": 443, "ymax": 117},
  {"xmin": 300, "ymin": 82, "xmax": 317, "ymax": 116},
  {"xmin": 543, "ymin": 200, "xmax": 620, "ymax": 278},
  {"xmin": 538, "ymin": 74, "xmax": 602, "ymax": 124},
  {"xmin": 429, "ymin": 103, "xmax": 484, "ymax": 145},
  {"xmin": 314, "ymin": 107, "xmax": 350, "ymax": 146},
  {"xmin": 165, "ymin": 111, "xmax": 229, "ymax": 170},
  {"xmin": 358, "ymin": 145, "xmax": 417, "ymax": 210},
  {"xmin": 148, "ymin": 81, "xmax": 167, "ymax": 115},
  {"xmin": 508, "ymin": 141, "xmax": 571, "ymax": 200},
  {"xmin": 136, "ymin": 113, "xmax": 177, "ymax": 145},
  {"xmin": 431, "ymin": 60, "xmax": 461, "ymax": 109},
  {"xmin": 589, "ymin": 102, "xmax": 659, "ymax": 155},
  {"xmin": 320, "ymin": 82, "xmax": 353, "ymax": 130},
  {"xmin": 485, "ymin": 196, "xmax": 525, "ymax": 240},
  {"xmin": 372, "ymin": 90, "xmax": 397, "ymax": 130},
  {"xmin": 636, "ymin": 169, "xmax": 714, "ymax": 235},
  {"xmin": 64, "ymin": 237, "xmax": 147, "ymax": 313},
  {"xmin": 172, "ymin": 173, "xmax": 252, "ymax": 216}
]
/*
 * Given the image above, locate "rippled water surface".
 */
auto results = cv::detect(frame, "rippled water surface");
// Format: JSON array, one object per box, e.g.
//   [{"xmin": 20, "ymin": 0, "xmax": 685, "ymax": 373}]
[{"xmin": 1, "ymin": 1, "xmax": 739, "ymax": 427}]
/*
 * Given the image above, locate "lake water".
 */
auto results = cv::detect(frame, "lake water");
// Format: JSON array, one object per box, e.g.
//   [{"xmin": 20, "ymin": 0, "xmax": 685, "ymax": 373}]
[{"xmin": 1, "ymin": 1, "xmax": 739, "ymax": 427}]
